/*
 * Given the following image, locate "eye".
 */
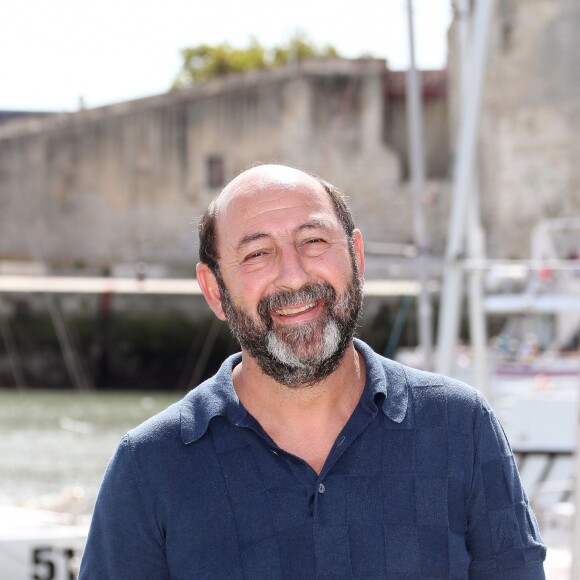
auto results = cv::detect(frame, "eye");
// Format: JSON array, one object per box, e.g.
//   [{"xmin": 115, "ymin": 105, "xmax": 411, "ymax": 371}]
[
  {"xmin": 243, "ymin": 249, "xmax": 269, "ymax": 262},
  {"xmin": 301, "ymin": 237, "xmax": 328, "ymax": 255}
]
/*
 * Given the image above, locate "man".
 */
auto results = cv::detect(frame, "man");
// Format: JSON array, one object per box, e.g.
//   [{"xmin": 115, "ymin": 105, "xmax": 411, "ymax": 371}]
[{"xmin": 79, "ymin": 165, "xmax": 546, "ymax": 578}]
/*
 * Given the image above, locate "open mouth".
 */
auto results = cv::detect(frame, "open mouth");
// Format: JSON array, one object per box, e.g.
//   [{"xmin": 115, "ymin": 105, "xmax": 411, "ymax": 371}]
[{"xmin": 274, "ymin": 301, "xmax": 317, "ymax": 316}]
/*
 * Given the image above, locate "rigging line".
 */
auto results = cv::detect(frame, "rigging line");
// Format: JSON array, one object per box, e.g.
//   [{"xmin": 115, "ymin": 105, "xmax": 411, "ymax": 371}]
[
  {"xmin": 12, "ymin": 139, "xmax": 92, "ymax": 391},
  {"xmin": 176, "ymin": 317, "xmax": 210, "ymax": 391},
  {"xmin": 0, "ymin": 299, "xmax": 27, "ymax": 391},
  {"xmin": 28, "ymin": 221, "xmax": 92, "ymax": 391},
  {"xmin": 189, "ymin": 317, "xmax": 223, "ymax": 389},
  {"xmin": 44, "ymin": 293, "xmax": 91, "ymax": 392}
]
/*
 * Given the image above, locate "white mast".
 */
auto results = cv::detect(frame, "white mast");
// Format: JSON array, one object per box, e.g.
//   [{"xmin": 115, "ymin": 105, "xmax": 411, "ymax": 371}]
[
  {"xmin": 456, "ymin": 0, "xmax": 490, "ymax": 398},
  {"xmin": 405, "ymin": 0, "xmax": 433, "ymax": 370},
  {"xmin": 437, "ymin": 0, "xmax": 495, "ymax": 384}
]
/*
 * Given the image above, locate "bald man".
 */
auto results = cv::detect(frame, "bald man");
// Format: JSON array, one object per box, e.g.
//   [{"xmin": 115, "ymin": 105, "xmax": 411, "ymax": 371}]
[{"xmin": 79, "ymin": 165, "xmax": 546, "ymax": 579}]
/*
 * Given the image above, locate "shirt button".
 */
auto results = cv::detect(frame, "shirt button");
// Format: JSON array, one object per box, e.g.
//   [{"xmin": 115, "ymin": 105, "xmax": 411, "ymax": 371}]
[{"xmin": 318, "ymin": 483, "xmax": 326, "ymax": 494}]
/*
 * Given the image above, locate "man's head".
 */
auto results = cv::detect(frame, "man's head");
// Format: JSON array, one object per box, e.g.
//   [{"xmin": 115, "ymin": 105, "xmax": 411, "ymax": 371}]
[
  {"xmin": 196, "ymin": 164, "xmax": 365, "ymax": 387},
  {"xmin": 199, "ymin": 168, "xmax": 356, "ymax": 279}
]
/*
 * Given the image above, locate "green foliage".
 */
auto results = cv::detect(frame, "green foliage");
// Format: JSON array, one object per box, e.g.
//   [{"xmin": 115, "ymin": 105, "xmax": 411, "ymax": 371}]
[{"xmin": 172, "ymin": 34, "xmax": 339, "ymax": 89}]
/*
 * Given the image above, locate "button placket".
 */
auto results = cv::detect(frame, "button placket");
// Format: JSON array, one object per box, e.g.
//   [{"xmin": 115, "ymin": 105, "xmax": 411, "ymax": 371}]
[{"xmin": 309, "ymin": 480, "xmax": 327, "ymax": 516}]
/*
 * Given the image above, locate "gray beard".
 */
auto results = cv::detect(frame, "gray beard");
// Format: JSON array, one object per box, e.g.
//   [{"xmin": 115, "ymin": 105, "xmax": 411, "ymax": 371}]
[
  {"xmin": 265, "ymin": 317, "xmax": 341, "ymax": 371},
  {"xmin": 217, "ymin": 263, "xmax": 363, "ymax": 388}
]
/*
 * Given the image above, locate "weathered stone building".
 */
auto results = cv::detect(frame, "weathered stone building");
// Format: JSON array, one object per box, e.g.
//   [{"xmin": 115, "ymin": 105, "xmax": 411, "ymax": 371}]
[
  {"xmin": 0, "ymin": 60, "xmax": 452, "ymax": 388},
  {"xmin": 449, "ymin": 0, "xmax": 580, "ymax": 258},
  {"xmin": 2, "ymin": 2, "xmax": 577, "ymax": 273},
  {"xmin": 0, "ymin": 59, "xmax": 449, "ymax": 278},
  {"xmin": 0, "ymin": 60, "xmax": 446, "ymax": 273}
]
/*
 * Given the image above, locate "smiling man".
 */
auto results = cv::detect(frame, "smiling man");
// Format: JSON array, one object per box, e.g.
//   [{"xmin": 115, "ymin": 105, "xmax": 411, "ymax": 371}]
[{"xmin": 79, "ymin": 165, "xmax": 546, "ymax": 579}]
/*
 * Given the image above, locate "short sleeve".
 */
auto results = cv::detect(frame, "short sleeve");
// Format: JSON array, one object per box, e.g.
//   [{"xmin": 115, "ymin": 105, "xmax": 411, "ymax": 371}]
[
  {"xmin": 78, "ymin": 435, "xmax": 171, "ymax": 580},
  {"xmin": 466, "ymin": 395, "xmax": 547, "ymax": 579}
]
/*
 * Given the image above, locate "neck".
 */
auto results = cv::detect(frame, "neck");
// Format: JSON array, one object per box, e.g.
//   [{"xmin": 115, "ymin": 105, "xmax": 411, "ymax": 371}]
[{"xmin": 233, "ymin": 343, "xmax": 366, "ymax": 473}]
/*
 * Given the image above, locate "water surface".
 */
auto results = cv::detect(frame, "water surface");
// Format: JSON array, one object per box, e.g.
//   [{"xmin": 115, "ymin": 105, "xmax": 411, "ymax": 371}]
[{"xmin": 0, "ymin": 390, "xmax": 179, "ymax": 511}]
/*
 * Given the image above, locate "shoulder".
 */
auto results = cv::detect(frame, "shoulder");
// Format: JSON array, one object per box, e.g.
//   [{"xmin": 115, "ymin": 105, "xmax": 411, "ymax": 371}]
[
  {"xmin": 375, "ymin": 344, "xmax": 488, "ymax": 433},
  {"xmin": 356, "ymin": 339, "xmax": 483, "ymax": 429},
  {"xmin": 401, "ymin": 364, "xmax": 482, "ymax": 434},
  {"xmin": 126, "ymin": 352, "xmax": 242, "ymax": 451},
  {"xmin": 359, "ymin": 338, "xmax": 481, "ymax": 407},
  {"xmin": 126, "ymin": 398, "xmax": 183, "ymax": 451},
  {"xmin": 401, "ymin": 363, "xmax": 480, "ymax": 407}
]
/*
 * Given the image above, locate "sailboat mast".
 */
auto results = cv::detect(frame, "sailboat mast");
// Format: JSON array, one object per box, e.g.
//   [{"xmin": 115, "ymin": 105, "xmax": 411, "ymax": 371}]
[{"xmin": 405, "ymin": 0, "xmax": 433, "ymax": 370}]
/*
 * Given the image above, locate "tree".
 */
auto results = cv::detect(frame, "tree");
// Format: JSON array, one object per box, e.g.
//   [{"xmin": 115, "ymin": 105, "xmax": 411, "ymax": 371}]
[{"xmin": 172, "ymin": 34, "xmax": 339, "ymax": 89}]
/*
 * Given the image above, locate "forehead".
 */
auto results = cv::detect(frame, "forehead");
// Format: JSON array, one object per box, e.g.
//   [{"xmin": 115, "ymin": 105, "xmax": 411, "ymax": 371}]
[{"xmin": 214, "ymin": 168, "xmax": 340, "ymax": 244}]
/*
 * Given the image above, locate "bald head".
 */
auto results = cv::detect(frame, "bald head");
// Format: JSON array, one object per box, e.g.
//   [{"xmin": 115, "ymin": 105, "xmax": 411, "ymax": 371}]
[
  {"xmin": 198, "ymin": 164, "xmax": 355, "ymax": 276},
  {"xmin": 218, "ymin": 165, "xmax": 324, "ymax": 209}
]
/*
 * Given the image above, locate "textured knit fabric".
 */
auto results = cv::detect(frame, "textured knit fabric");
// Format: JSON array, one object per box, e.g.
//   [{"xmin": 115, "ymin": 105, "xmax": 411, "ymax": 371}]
[{"xmin": 79, "ymin": 339, "xmax": 546, "ymax": 579}]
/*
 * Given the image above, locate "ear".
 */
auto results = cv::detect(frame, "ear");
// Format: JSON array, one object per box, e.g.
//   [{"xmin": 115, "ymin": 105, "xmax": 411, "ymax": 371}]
[
  {"xmin": 352, "ymin": 229, "xmax": 365, "ymax": 277},
  {"xmin": 196, "ymin": 263, "xmax": 227, "ymax": 321}
]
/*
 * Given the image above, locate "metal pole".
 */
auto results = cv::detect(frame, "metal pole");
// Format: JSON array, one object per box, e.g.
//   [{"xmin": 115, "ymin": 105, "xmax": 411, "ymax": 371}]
[
  {"xmin": 406, "ymin": 0, "xmax": 433, "ymax": 370},
  {"xmin": 437, "ymin": 0, "xmax": 496, "ymax": 376},
  {"xmin": 573, "ymin": 363, "xmax": 580, "ymax": 579},
  {"xmin": 455, "ymin": 0, "xmax": 490, "ymax": 399},
  {"xmin": 466, "ymin": 179, "xmax": 489, "ymax": 399}
]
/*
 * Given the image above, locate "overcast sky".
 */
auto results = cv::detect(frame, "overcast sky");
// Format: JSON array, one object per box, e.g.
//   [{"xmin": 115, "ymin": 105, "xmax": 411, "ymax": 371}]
[{"xmin": 0, "ymin": 0, "xmax": 452, "ymax": 112}]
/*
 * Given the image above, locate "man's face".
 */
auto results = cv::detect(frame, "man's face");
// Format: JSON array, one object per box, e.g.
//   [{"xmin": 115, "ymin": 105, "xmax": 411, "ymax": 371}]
[
  {"xmin": 217, "ymin": 248, "xmax": 363, "ymax": 386},
  {"xmin": 199, "ymin": 165, "xmax": 365, "ymax": 386}
]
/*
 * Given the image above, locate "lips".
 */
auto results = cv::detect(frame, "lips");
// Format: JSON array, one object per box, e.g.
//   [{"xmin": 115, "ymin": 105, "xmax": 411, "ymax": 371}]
[
  {"xmin": 258, "ymin": 283, "xmax": 335, "ymax": 323},
  {"xmin": 274, "ymin": 302, "xmax": 317, "ymax": 316}
]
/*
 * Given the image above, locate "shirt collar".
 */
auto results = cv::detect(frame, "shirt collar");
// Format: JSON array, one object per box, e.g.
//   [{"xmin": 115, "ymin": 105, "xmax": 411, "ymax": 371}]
[
  {"xmin": 180, "ymin": 338, "xmax": 408, "ymax": 444},
  {"xmin": 353, "ymin": 338, "xmax": 408, "ymax": 423},
  {"xmin": 180, "ymin": 351, "xmax": 244, "ymax": 444}
]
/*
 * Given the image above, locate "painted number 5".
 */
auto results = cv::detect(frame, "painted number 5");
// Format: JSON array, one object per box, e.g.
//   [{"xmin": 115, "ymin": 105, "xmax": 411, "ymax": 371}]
[{"xmin": 32, "ymin": 546, "xmax": 76, "ymax": 580}]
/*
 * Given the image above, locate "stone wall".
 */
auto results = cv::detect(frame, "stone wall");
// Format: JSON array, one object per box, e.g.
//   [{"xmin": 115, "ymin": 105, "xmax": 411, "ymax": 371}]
[
  {"xmin": 465, "ymin": 0, "xmax": 580, "ymax": 258},
  {"xmin": 1, "ymin": 59, "xmax": 446, "ymax": 276}
]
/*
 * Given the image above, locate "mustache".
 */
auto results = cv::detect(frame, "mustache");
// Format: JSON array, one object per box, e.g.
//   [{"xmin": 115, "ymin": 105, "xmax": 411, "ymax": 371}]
[{"xmin": 257, "ymin": 283, "xmax": 337, "ymax": 320}]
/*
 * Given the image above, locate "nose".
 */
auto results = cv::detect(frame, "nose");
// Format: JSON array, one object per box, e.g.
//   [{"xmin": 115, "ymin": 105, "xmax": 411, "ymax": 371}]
[{"xmin": 273, "ymin": 246, "xmax": 312, "ymax": 291}]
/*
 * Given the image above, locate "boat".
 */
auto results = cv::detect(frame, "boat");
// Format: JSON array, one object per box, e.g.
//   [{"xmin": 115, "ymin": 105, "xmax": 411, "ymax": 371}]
[{"xmin": 0, "ymin": 505, "xmax": 88, "ymax": 580}]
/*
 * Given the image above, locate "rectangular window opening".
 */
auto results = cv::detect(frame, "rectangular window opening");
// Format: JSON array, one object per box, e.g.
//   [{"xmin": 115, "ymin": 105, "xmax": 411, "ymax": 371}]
[{"xmin": 206, "ymin": 155, "xmax": 225, "ymax": 189}]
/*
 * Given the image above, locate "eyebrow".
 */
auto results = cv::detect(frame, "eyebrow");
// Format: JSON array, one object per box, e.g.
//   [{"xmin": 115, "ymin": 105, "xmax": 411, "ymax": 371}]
[
  {"xmin": 236, "ymin": 232, "xmax": 270, "ymax": 251},
  {"xmin": 296, "ymin": 219, "xmax": 334, "ymax": 233}
]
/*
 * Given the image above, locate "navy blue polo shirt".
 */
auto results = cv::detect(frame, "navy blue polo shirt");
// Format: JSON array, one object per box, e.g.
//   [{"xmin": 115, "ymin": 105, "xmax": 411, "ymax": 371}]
[{"xmin": 79, "ymin": 339, "xmax": 546, "ymax": 579}]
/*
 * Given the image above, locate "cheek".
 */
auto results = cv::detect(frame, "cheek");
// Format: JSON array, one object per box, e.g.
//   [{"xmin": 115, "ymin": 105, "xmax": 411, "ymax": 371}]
[
  {"xmin": 225, "ymin": 280, "xmax": 266, "ymax": 315},
  {"xmin": 320, "ymin": 257, "xmax": 354, "ymax": 287}
]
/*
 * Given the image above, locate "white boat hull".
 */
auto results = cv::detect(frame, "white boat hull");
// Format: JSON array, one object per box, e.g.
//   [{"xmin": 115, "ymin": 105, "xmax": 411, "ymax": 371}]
[{"xmin": 0, "ymin": 507, "xmax": 88, "ymax": 580}]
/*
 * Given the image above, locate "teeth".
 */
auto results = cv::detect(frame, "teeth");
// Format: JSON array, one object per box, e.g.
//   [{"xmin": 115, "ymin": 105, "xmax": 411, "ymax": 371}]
[{"xmin": 275, "ymin": 302, "xmax": 316, "ymax": 316}]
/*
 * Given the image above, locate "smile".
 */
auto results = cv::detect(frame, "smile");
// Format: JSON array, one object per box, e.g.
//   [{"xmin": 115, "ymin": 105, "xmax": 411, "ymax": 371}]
[{"xmin": 274, "ymin": 302, "xmax": 317, "ymax": 316}]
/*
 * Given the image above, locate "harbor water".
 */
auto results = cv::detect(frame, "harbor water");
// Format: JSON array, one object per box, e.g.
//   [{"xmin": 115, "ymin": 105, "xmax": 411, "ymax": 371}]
[
  {"xmin": 0, "ymin": 383, "xmax": 574, "ymax": 577},
  {"xmin": 0, "ymin": 390, "xmax": 179, "ymax": 512}
]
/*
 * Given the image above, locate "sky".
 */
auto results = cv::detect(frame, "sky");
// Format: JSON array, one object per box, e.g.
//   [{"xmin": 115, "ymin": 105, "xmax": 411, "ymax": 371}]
[{"xmin": 0, "ymin": 0, "xmax": 453, "ymax": 112}]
